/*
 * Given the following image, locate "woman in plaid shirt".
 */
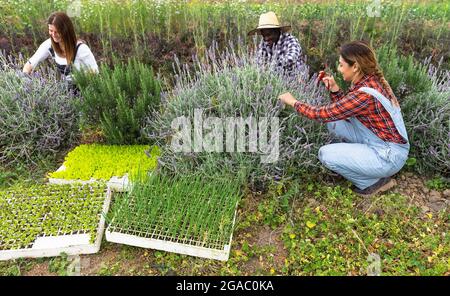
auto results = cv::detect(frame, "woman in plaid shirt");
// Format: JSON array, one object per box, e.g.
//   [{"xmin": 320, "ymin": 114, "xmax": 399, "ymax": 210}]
[{"xmin": 279, "ymin": 41, "xmax": 410, "ymax": 197}]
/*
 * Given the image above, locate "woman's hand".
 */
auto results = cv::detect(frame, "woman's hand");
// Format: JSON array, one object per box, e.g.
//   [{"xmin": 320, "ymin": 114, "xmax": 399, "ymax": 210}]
[
  {"xmin": 321, "ymin": 74, "xmax": 340, "ymax": 92},
  {"xmin": 278, "ymin": 92, "xmax": 298, "ymax": 107},
  {"xmin": 23, "ymin": 63, "xmax": 33, "ymax": 74}
]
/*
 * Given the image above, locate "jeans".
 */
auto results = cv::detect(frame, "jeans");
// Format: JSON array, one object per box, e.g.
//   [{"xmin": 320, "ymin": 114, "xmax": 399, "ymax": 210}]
[{"xmin": 318, "ymin": 119, "xmax": 409, "ymax": 190}]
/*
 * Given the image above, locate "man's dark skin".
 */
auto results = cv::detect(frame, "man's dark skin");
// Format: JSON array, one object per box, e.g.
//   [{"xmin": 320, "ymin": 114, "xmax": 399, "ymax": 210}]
[{"xmin": 260, "ymin": 28, "xmax": 281, "ymax": 47}]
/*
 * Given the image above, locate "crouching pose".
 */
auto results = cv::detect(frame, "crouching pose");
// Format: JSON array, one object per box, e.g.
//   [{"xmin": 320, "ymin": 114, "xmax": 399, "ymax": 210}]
[{"xmin": 279, "ymin": 41, "xmax": 409, "ymax": 197}]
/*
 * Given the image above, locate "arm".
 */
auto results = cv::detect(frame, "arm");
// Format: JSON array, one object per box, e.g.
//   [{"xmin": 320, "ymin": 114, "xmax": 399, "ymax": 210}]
[
  {"xmin": 255, "ymin": 41, "xmax": 269, "ymax": 65},
  {"xmin": 76, "ymin": 44, "xmax": 99, "ymax": 73},
  {"xmin": 279, "ymin": 90, "xmax": 371, "ymax": 122},
  {"xmin": 330, "ymin": 89, "xmax": 345, "ymax": 102},
  {"xmin": 278, "ymin": 35, "xmax": 302, "ymax": 69},
  {"xmin": 23, "ymin": 63, "xmax": 33, "ymax": 74},
  {"xmin": 23, "ymin": 39, "xmax": 51, "ymax": 73}
]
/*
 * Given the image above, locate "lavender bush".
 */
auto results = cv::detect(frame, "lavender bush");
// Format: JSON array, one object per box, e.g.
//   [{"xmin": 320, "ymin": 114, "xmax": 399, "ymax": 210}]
[
  {"xmin": 403, "ymin": 90, "xmax": 450, "ymax": 176},
  {"xmin": 401, "ymin": 58, "xmax": 450, "ymax": 175},
  {"xmin": 145, "ymin": 43, "xmax": 333, "ymax": 182},
  {"xmin": 0, "ymin": 53, "xmax": 79, "ymax": 166}
]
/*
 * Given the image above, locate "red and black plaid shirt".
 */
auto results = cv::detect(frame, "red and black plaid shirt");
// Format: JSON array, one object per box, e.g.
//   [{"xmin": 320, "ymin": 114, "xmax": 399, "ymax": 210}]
[{"xmin": 294, "ymin": 74, "xmax": 407, "ymax": 144}]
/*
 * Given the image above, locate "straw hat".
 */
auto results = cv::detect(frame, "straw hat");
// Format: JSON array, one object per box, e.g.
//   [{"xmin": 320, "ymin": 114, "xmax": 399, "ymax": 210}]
[{"xmin": 247, "ymin": 11, "xmax": 291, "ymax": 36}]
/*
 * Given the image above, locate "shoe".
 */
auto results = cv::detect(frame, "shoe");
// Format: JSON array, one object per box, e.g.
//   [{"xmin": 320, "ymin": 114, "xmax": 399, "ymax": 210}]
[{"xmin": 352, "ymin": 177, "xmax": 397, "ymax": 197}]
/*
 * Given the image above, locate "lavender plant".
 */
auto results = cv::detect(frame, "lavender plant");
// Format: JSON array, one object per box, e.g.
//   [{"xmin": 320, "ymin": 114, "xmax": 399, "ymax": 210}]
[
  {"xmin": 0, "ymin": 52, "xmax": 79, "ymax": 166},
  {"xmin": 402, "ymin": 89, "xmax": 450, "ymax": 175},
  {"xmin": 399, "ymin": 56, "xmax": 450, "ymax": 175},
  {"xmin": 145, "ymin": 43, "xmax": 333, "ymax": 182}
]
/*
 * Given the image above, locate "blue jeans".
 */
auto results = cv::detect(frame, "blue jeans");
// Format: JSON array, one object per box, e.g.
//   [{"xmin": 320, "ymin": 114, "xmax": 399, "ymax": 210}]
[{"xmin": 318, "ymin": 119, "xmax": 409, "ymax": 190}]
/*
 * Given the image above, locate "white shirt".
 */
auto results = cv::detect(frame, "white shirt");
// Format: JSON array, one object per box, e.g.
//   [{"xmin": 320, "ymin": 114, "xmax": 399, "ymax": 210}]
[{"xmin": 28, "ymin": 38, "xmax": 99, "ymax": 79}]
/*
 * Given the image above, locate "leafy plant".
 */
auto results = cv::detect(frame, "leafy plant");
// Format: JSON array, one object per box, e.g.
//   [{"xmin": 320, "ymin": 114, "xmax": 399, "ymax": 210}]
[
  {"xmin": 74, "ymin": 58, "xmax": 161, "ymax": 145},
  {"xmin": 48, "ymin": 144, "xmax": 160, "ymax": 181},
  {"xmin": 281, "ymin": 184, "xmax": 449, "ymax": 275},
  {"xmin": 48, "ymin": 253, "xmax": 70, "ymax": 276},
  {"xmin": 376, "ymin": 45, "xmax": 433, "ymax": 98},
  {"xmin": 425, "ymin": 176, "xmax": 450, "ymax": 191}
]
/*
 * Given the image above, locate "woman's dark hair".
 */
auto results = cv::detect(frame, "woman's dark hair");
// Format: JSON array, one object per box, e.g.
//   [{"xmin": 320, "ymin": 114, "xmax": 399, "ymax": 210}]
[{"xmin": 48, "ymin": 12, "xmax": 77, "ymax": 65}]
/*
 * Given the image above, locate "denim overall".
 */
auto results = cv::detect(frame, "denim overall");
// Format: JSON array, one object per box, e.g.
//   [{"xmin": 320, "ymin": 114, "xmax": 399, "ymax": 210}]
[
  {"xmin": 49, "ymin": 43, "xmax": 82, "ymax": 94},
  {"xmin": 49, "ymin": 43, "xmax": 82, "ymax": 77},
  {"xmin": 318, "ymin": 87, "xmax": 410, "ymax": 190}
]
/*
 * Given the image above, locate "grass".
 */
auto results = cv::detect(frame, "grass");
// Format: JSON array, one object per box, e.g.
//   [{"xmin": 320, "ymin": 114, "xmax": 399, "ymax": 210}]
[{"xmin": 279, "ymin": 184, "xmax": 449, "ymax": 275}]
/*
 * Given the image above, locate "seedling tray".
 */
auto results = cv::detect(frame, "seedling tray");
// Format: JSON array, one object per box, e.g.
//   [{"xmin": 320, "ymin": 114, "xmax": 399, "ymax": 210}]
[
  {"xmin": 105, "ymin": 200, "xmax": 239, "ymax": 261},
  {"xmin": 0, "ymin": 184, "xmax": 112, "ymax": 261},
  {"xmin": 48, "ymin": 164, "xmax": 131, "ymax": 192},
  {"xmin": 47, "ymin": 144, "xmax": 160, "ymax": 192}
]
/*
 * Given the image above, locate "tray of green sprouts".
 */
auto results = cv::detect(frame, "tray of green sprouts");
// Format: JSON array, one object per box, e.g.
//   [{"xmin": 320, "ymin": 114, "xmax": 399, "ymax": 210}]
[
  {"xmin": 0, "ymin": 183, "xmax": 111, "ymax": 261},
  {"xmin": 105, "ymin": 173, "xmax": 243, "ymax": 261},
  {"xmin": 47, "ymin": 144, "xmax": 160, "ymax": 192}
]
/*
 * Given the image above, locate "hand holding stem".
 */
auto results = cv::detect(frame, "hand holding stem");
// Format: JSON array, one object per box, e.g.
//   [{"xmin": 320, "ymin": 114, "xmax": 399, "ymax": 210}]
[
  {"xmin": 321, "ymin": 73, "xmax": 340, "ymax": 92},
  {"xmin": 278, "ymin": 92, "xmax": 298, "ymax": 107}
]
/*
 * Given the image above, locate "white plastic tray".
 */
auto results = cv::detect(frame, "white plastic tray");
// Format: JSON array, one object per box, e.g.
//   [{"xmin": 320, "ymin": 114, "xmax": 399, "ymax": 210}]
[
  {"xmin": 48, "ymin": 165, "xmax": 130, "ymax": 192},
  {"xmin": 0, "ymin": 188, "xmax": 112, "ymax": 261},
  {"xmin": 105, "ymin": 201, "xmax": 239, "ymax": 261}
]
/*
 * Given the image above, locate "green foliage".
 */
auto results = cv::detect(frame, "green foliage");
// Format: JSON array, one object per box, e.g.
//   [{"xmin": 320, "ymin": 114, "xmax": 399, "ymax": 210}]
[
  {"xmin": 280, "ymin": 184, "xmax": 449, "ymax": 275},
  {"xmin": 48, "ymin": 253, "xmax": 71, "ymax": 276},
  {"xmin": 256, "ymin": 181, "xmax": 301, "ymax": 229},
  {"xmin": 425, "ymin": 176, "xmax": 450, "ymax": 191},
  {"xmin": 376, "ymin": 45, "xmax": 433, "ymax": 98},
  {"xmin": 0, "ymin": 183, "xmax": 106, "ymax": 250},
  {"xmin": 74, "ymin": 58, "xmax": 161, "ymax": 144},
  {"xmin": 0, "ymin": 169, "xmax": 18, "ymax": 189},
  {"xmin": 2, "ymin": 0, "xmax": 450, "ymax": 70},
  {"xmin": 48, "ymin": 144, "xmax": 160, "ymax": 181},
  {"xmin": 108, "ymin": 171, "xmax": 245, "ymax": 247},
  {"xmin": 0, "ymin": 258, "xmax": 35, "ymax": 276}
]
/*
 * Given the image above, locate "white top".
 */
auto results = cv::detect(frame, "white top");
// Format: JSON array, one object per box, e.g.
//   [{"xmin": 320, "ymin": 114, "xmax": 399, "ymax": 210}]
[{"xmin": 28, "ymin": 38, "xmax": 99, "ymax": 79}]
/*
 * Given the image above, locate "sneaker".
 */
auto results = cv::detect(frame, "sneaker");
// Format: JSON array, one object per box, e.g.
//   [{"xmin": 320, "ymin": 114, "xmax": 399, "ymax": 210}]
[{"xmin": 352, "ymin": 177, "xmax": 397, "ymax": 197}]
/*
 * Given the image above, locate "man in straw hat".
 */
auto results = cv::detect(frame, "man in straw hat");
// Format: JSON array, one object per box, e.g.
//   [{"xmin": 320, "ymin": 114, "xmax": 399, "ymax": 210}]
[{"xmin": 248, "ymin": 11, "xmax": 305, "ymax": 76}]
